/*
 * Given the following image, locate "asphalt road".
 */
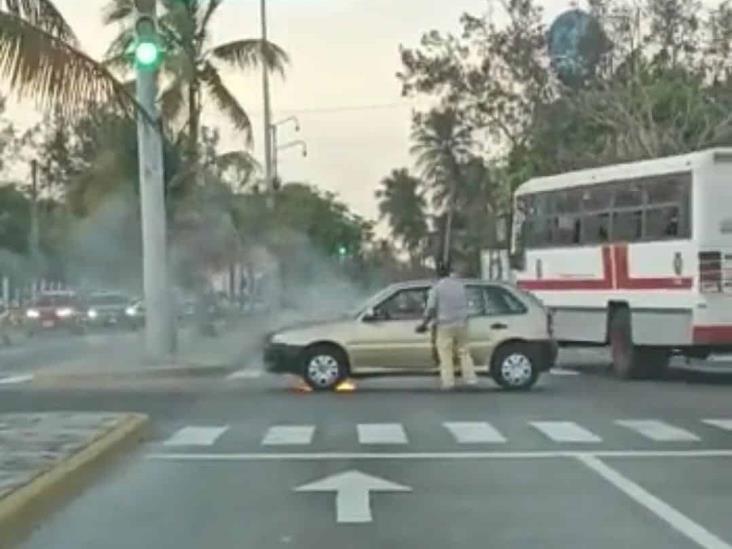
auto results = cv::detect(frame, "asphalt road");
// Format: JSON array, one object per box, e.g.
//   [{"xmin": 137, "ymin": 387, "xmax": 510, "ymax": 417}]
[{"xmin": 2, "ymin": 359, "xmax": 732, "ymax": 549}]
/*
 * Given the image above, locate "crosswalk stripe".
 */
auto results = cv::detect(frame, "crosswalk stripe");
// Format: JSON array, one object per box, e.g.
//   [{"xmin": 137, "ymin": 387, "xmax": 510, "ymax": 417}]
[
  {"xmin": 444, "ymin": 422, "xmax": 506, "ymax": 444},
  {"xmin": 702, "ymin": 419, "xmax": 732, "ymax": 431},
  {"xmin": 357, "ymin": 423, "xmax": 408, "ymax": 445},
  {"xmin": 0, "ymin": 374, "xmax": 33, "ymax": 385},
  {"xmin": 164, "ymin": 426, "xmax": 229, "ymax": 447},
  {"xmin": 531, "ymin": 421, "xmax": 602, "ymax": 443},
  {"xmin": 262, "ymin": 425, "xmax": 315, "ymax": 446},
  {"xmin": 227, "ymin": 370, "xmax": 263, "ymax": 380},
  {"xmin": 616, "ymin": 420, "xmax": 699, "ymax": 441}
]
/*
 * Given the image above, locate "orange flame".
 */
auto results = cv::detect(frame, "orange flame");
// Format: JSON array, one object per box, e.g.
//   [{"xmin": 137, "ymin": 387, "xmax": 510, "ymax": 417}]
[{"xmin": 335, "ymin": 379, "xmax": 357, "ymax": 392}]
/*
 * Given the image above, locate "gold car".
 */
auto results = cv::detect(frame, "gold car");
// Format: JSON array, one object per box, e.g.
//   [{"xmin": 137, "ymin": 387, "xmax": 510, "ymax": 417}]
[{"xmin": 264, "ymin": 279, "xmax": 557, "ymax": 391}]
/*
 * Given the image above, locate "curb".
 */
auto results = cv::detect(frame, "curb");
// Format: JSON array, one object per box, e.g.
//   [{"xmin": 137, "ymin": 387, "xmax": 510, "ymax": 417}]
[{"xmin": 0, "ymin": 413, "xmax": 149, "ymax": 542}]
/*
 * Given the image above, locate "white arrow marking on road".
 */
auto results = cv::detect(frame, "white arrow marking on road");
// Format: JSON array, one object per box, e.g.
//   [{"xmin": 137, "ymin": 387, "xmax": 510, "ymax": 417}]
[{"xmin": 295, "ymin": 470, "xmax": 411, "ymax": 524}]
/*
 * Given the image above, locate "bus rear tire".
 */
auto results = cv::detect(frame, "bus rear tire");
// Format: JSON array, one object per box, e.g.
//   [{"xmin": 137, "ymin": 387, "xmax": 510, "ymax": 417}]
[{"xmin": 610, "ymin": 307, "xmax": 669, "ymax": 379}]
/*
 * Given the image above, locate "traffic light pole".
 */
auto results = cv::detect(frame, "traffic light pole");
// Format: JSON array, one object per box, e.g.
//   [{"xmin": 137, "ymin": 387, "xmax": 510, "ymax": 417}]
[
  {"xmin": 260, "ymin": 0, "xmax": 275, "ymax": 209},
  {"xmin": 135, "ymin": 0, "xmax": 173, "ymax": 361}
]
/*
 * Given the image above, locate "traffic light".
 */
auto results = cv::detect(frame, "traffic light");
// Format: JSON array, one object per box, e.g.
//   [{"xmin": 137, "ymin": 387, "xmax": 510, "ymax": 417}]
[
  {"xmin": 132, "ymin": 0, "xmax": 163, "ymax": 70},
  {"xmin": 337, "ymin": 245, "xmax": 348, "ymax": 258}
]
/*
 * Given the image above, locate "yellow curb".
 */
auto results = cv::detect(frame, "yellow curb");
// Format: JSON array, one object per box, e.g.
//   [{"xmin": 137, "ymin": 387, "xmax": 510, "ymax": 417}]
[{"xmin": 0, "ymin": 413, "xmax": 149, "ymax": 542}]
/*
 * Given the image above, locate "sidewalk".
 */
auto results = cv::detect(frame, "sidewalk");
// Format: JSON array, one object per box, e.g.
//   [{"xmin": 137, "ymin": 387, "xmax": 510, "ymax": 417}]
[{"xmin": 0, "ymin": 413, "xmax": 148, "ymax": 540}]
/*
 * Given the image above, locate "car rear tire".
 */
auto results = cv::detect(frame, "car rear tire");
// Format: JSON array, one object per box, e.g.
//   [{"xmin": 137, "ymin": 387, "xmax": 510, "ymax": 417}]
[
  {"xmin": 302, "ymin": 345, "xmax": 349, "ymax": 391},
  {"xmin": 490, "ymin": 342, "xmax": 539, "ymax": 391}
]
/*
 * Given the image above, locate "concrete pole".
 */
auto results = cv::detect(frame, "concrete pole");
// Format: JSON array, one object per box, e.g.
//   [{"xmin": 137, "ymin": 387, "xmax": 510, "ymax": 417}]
[
  {"xmin": 260, "ymin": 0, "xmax": 274, "ymax": 209},
  {"xmin": 29, "ymin": 160, "xmax": 39, "ymax": 276},
  {"xmin": 135, "ymin": 3, "xmax": 173, "ymax": 361}
]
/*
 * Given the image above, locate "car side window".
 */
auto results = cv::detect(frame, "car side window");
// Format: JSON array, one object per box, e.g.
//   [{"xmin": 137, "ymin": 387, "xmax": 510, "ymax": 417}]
[
  {"xmin": 466, "ymin": 286, "xmax": 485, "ymax": 317},
  {"xmin": 482, "ymin": 286, "xmax": 528, "ymax": 316},
  {"xmin": 376, "ymin": 288, "xmax": 428, "ymax": 321}
]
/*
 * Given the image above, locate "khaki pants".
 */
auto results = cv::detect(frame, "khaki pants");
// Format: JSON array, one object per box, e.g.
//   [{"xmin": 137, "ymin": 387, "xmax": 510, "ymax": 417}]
[{"xmin": 435, "ymin": 323, "xmax": 477, "ymax": 388}]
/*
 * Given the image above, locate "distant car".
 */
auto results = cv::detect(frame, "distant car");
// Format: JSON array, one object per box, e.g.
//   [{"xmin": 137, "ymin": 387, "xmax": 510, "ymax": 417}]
[
  {"xmin": 25, "ymin": 291, "xmax": 86, "ymax": 335},
  {"xmin": 265, "ymin": 279, "xmax": 557, "ymax": 391},
  {"xmin": 123, "ymin": 299, "xmax": 145, "ymax": 330},
  {"xmin": 85, "ymin": 292, "xmax": 131, "ymax": 328}
]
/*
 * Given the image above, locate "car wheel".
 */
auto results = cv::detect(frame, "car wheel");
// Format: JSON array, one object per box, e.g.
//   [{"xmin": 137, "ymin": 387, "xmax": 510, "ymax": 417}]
[
  {"xmin": 302, "ymin": 345, "xmax": 348, "ymax": 391},
  {"xmin": 490, "ymin": 342, "xmax": 539, "ymax": 391}
]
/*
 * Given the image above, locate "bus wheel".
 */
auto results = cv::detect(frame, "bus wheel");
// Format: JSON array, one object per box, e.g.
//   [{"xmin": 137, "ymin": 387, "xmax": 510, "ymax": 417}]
[{"xmin": 610, "ymin": 307, "xmax": 640, "ymax": 379}]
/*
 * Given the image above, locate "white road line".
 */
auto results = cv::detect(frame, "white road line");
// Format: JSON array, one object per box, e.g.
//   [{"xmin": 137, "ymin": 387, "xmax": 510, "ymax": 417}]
[
  {"xmin": 443, "ymin": 422, "xmax": 506, "ymax": 444},
  {"xmin": 227, "ymin": 370, "xmax": 263, "ymax": 380},
  {"xmin": 148, "ymin": 449, "xmax": 732, "ymax": 461},
  {"xmin": 550, "ymin": 368, "xmax": 580, "ymax": 376},
  {"xmin": 0, "ymin": 374, "xmax": 34, "ymax": 385},
  {"xmin": 577, "ymin": 454, "xmax": 732, "ymax": 549},
  {"xmin": 357, "ymin": 423, "xmax": 408, "ymax": 445},
  {"xmin": 703, "ymin": 419, "xmax": 732, "ymax": 432},
  {"xmin": 262, "ymin": 425, "xmax": 315, "ymax": 446},
  {"xmin": 531, "ymin": 421, "xmax": 602, "ymax": 443},
  {"xmin": 163, "ymin": 426, "xmax": 229, "ymax": 447},
  {"xmin": 616, "ymin": 420, "xmax": 700, "ymax": 442}
]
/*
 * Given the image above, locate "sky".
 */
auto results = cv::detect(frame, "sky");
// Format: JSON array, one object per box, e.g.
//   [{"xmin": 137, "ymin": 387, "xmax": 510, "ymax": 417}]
[{"xmin": 22, "ymin": 0, "xmax": 569, "ymax": 223}]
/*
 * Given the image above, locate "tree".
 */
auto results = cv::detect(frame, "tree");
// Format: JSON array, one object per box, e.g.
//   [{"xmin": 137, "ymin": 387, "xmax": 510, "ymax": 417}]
[
  {"xmin": 375, "ymin": 168, "xmax": 427, "ymax": 265},
  {"xmin": 0, "ymin": 0, "xmax": 138, "ymax": 117},
  {"xmin": 410, "ymin": 108, "xmax": 472, "ymax": 265},
  {"xmin": 103, "ymin": 0, "xmax": 288, "ymax": 177}
]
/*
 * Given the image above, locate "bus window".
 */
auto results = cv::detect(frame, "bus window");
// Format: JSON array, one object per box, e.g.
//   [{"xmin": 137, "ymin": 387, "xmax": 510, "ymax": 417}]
[
  {"xmin": 612, "ymin": 210, "xmax": 643, "ymax": 241},
  {"xmin": 555, "ymin": 190, "xmax": 581, "ymax": 213},
  {"xmin": 646, "ymin": 175, "xmax": 689, "ymax": 204},
  {"xmin": 582, "ymin": 212, "xmax": 610, "ymax": 243},
  {"xmin": 614, "ymin": 182, "xmax": 643, "ymax": 207},
  {"xmin": 581, "ymin": 186, "xmax": 613, "ymax": 211},
  {"xmin": 555, "ymin": 215, "xmax": 582, "ymax": 245},
  {"xmin": 646, "ymin": 206, "xmax": 681, "ymax": 239}
]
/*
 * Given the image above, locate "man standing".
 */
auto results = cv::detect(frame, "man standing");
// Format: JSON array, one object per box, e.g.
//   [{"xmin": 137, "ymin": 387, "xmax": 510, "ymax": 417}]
[{"xmin": 418, "ymin": 263, "xmax": 478, "ymax": 390}]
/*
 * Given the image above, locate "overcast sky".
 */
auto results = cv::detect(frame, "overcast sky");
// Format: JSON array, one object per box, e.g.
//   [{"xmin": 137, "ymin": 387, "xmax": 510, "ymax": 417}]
[{"xmin": 31, "ymin": 0, "xmax": 567, "ymax": 223}]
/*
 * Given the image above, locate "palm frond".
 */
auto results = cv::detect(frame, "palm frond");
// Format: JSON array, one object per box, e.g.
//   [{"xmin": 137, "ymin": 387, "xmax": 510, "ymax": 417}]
[
  {"xmin": 103, "ymin": 26, "xmax": 133, "ymax": 60},
  {"xmin": 198, "ymin": 0, "xmax": 222, "ymax": 37},
  {"xmin": 101, "ymin": 0, "xmax": 134, "ymax": 26},
  {"xmin": 2, "ymin": 0, "xmax": 77, "ymax": 44},
  {"xmin": 217, "ymin": 149, "xmax": 260, "ymax": 174},
  {"xmin": 209, "ymin": 39, "xmax": 288, "ymax": 75},
  {"xmin": 200, "ymin": 61, "xmax": 252, "ymax": 144},
  {"xmin": 0, "ymin": 11, "xmax": 138, "ymax": 118}
]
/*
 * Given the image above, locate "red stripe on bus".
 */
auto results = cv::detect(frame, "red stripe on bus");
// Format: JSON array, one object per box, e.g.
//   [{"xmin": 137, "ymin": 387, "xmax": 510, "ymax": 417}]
[
  {"xmin": 517, "ymin": 247, "xmax": 613, "ymax": 291},
  {"xmin": 517, "ymin": 244, "xmax": 692, "ymax": 291},
  {"xmin": 693, "ymin": 325, "xmax": 732, "ymax": 344},
  {"xmin": 613, "ymin": 245, "xmax": 693, "ymax": 290}
]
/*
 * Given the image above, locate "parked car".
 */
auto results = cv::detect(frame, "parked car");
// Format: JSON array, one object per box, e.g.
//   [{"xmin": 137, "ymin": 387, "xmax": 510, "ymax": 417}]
[
  {"xmin": 25, "ymin": 291, "xmax": 86, "ymax": 335},
  {"xmin": 264, "ymin": 279, "xmax": 557, "ymax": 391},
  {"xmin": 123, "ymin": 299, "xmax": 145, "ymax": 330},
  {"xmin": 84, "ymin": 292, "xmax": 131, "ymax": 328}
]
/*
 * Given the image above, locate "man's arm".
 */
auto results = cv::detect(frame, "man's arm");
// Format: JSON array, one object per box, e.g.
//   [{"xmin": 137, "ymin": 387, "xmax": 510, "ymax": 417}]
[{"xmin": 416, "ymin": 287, "xmax": 437, "ymax": 333}]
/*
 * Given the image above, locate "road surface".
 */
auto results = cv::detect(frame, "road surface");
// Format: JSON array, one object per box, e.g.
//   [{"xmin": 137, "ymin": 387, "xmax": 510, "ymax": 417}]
[{"xmin": 2, "ymin": 355, "xmax": 732, "ymax": 549}]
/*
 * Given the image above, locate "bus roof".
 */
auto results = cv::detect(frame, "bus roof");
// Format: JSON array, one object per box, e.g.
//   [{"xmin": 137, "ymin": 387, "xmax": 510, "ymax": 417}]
[{"xmin": 515, "ymin": 148, "xmax": 732, "ymax": 196}]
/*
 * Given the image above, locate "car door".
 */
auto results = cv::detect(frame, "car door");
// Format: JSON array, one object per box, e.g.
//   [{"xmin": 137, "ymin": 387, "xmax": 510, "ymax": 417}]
[
  {"xmin": 348, "ymin": 286, "xmax": 432, "ymax": 369},
  {"xmin": 467, "ymin": 284, "xmax": 529, "ymax": 366}
]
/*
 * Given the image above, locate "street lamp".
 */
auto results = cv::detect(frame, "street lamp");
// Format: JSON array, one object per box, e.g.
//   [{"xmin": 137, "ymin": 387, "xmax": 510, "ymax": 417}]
[{"xmin": 273, "ymin": 140, "xmax": 308, "ymax": 185}]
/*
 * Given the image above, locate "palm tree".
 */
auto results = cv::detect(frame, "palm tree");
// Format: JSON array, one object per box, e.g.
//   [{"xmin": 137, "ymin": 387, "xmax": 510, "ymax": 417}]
[
  {"xmin": 409, "ymin": 108, "xmax": 473, "ymax": 266},
  {"xmin": 102, "ymin": 0, "xmax": 288, "ymax": 170},
  {"xmin": 0, "ymin": 0, "xmax": 139, "ymax": 116},
  {"xmin": 375, "ymin": 168, "xmax": 428, "ymax": 265}
]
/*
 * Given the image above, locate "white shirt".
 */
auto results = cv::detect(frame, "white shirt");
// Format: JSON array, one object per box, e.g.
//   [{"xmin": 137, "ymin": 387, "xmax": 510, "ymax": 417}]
[{"xmin": 425, "ymin": 276, "xmax": 470, "ymax": 327}]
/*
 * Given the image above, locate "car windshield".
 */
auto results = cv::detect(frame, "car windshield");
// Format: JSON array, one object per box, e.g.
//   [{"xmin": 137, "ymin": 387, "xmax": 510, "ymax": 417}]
[{"xmin": 34, "ymin": 295, "xmax": 75, "ymax": 307}]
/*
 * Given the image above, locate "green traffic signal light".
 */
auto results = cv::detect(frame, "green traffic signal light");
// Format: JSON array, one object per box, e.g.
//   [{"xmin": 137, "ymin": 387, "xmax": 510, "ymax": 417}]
[
  {"xmin": 135, "ymin": 41, "xmax": 162, "ymax": 68},
  {"xmin": 338, "ymin": 245, "xmax": 348, "ymax": 257}
]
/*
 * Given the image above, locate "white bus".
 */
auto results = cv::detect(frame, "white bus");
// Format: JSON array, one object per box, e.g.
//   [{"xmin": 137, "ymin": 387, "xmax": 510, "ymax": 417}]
[{"xmin": 510, "ymin": 148, "xmax": 732, "ymax": 378}]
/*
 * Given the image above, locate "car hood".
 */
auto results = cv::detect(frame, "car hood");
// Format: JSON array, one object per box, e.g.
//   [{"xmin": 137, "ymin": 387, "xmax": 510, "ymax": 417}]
[{"xmin": 271, "ymin": 318, "xmax": 351, "ymax": 346}]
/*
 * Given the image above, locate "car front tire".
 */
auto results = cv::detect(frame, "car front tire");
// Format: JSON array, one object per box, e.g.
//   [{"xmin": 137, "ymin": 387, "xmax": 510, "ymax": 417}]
[
  {"xmin": 490, "ymin": 342, "xmax": 540, "ymax": 391},
  {"xmin": 302, "ymin": 345, "xmax": 349, "ymax": 391}
]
